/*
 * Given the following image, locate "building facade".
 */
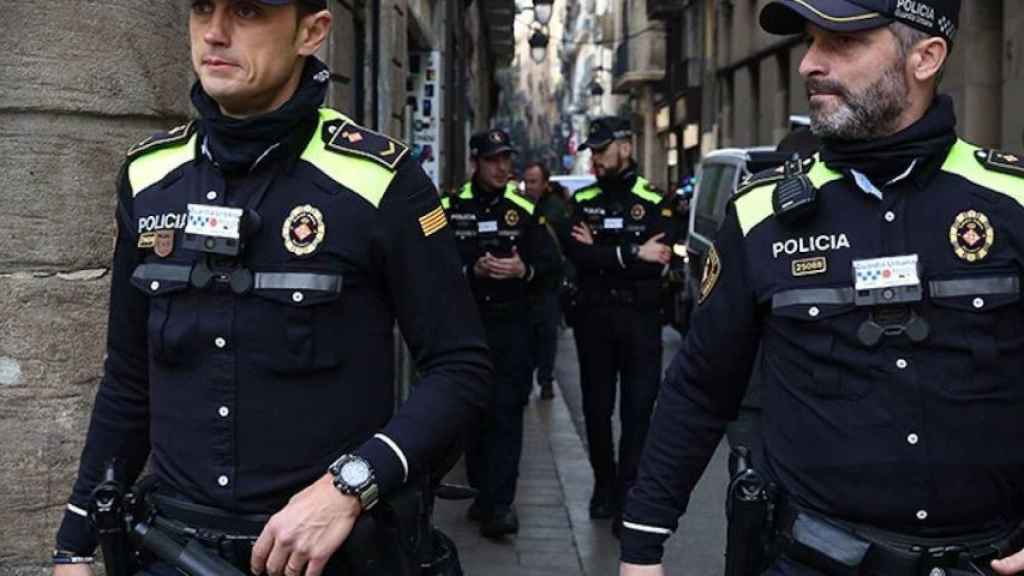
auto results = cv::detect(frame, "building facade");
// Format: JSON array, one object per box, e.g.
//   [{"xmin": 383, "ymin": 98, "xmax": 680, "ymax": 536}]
[
  {"xmin": 0, "ymin": 1, "xmax": 511, "ymax": 573},
  {"xmin": 611, "ymin": 0, "xmax": 1024, "ymax": 192}
]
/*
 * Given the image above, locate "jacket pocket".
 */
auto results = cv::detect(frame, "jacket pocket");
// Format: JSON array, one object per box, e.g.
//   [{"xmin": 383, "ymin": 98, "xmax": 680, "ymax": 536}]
[{"xmin": 250, "ymin": 271, "xmax": 345, "ymax": 373}]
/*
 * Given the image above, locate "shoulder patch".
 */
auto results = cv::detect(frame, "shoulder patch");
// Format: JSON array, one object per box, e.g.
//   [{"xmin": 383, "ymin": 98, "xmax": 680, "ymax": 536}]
[
  {"xmin": 975, "ymin": 149, "xmax": 1024, "ymax": 178},
  {"xmin": 324, "ymin": 119, "xmax": 409, "ymax": 171},
  {"xmin": 126, "ymin": 122, "xmax": 196, "ymax": 160}
]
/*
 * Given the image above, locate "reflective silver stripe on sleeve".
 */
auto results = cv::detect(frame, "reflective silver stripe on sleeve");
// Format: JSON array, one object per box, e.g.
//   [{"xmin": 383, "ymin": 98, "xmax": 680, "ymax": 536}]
[
  {"xmin": 772, "ymin": 287, "xmax": 855, "ymax": 310},
  {"xmin": 616, "ymin": 246, "xmax": 626, "ymax": 268},
  {"xmin": 254, "ymin": 273, "xmax": 343, "ymax": 293},
  {"xmin": 67, "ymin": 503, "xmax": 89, "ymax": 518},
  {"xmin": 132, "ymin": 263, "xmax": 193, "ymax": 283},
  {"xmin": 929, "ymin": 276, "xmax": 1020, "ymax": 298},
  {"xmin": 621, "ymin": 521, "xmax": 673, "ymax": 535},
  {"xmin": 374, "ymin": 433, "xmax": 409, "ymax": 482}
]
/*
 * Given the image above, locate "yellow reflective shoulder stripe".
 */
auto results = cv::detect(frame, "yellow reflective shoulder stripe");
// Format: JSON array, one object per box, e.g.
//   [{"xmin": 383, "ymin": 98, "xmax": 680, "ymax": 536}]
[
  {"xmin": 631, "ymin": 177, "xmax": 662, "ymax": 204},
  {"xmin": 806, "ymin": 156, "xmax": 843, "ymax": 188},
  {"xmin": 459, "ymin": 181, "xmax": 474, "ymax": 199},
  {"xmin": 575, "ymin": 186, "xmax": 601, "ymax": 202},
  {"xmin": 441, "ymin": 196, "xmax": 451, "ymax": 210},
  {"xmin": 300, "ymin": 108, "xmax": 396, "ymax": 209},
  {"xmin": 128, "ymin": 133, "xmax": 198, "ymax": 197},
  {"xmin": 734, "ymin": 159, "xmax": 841, "ymax": 236},
  {"xmin": 505, "ymin": 187, "xmax": 535, "ymax": 215},
  {"xmin": 941, "ymin": 140, "xmax": 1024, "ymax": 208},
  {"xmin": 734, "ymin": 184, "xmax": 776, "ymax": 237}
]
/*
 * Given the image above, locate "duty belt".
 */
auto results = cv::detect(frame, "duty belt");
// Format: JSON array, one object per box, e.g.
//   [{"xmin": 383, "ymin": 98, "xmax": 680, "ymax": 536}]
[
  {"xmin": 776, "ymin": 501, "xmax": 1024, "ymax": 576},
  {"xmin": 145, "ymin": 492, "xmax": 266, "ymax": 570}
]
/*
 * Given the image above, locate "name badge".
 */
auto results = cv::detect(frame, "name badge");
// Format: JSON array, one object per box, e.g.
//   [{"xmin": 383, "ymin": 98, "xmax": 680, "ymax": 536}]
[
  {"xmin": 478, "ymin": 221, "xmax": 498, "ymax": 233},
  {"xmin": 853, "ymin": 255, "xmax": 920, "ymax": 291},
  {"xmin": 604, "ymin": 217, "xmax": 624, "ymax": 230},
  {"xmin": 185, "ymin": 204, "xmax": 243, "ymax": 240}
]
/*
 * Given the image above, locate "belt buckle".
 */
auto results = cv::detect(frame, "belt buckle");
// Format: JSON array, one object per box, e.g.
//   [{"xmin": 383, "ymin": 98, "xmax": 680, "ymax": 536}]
[{"xmin": 922, "ymin": 545, "xmax": 965, "ymax": 574}]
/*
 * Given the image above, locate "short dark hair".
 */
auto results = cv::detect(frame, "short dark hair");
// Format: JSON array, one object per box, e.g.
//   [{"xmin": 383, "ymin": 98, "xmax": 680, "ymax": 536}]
[
  {"xmin": 296, "ymin": 2, "xmax": 322, "ymax": 22},
  {"xmin": 524, "ymin": 161, "xmax": 550, "ymax": 181}
]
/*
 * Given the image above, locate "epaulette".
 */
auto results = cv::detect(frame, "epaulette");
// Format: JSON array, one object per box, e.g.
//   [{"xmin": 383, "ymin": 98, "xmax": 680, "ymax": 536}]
[
  {"xmin": 733, "ymin": 156, "xmax": 816, "ymax": 199},
  {"xmin": 323, "ymin": 119, "xmax": 409, "ymax": 171},
  {"xmin": 126, "ymin": 121, "xmax": 196, "ymax": 160},
  {"xmin": 574, "ymin": 184, "xmax": 602, "ymax": 202},
  {"xmin": 974, "ymin": 148, "xmax": 1024, "ymax": 178}
]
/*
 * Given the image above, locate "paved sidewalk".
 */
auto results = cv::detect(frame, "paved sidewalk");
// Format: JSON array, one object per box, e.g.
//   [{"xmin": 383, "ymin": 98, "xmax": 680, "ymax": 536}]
[
  {"xmin": 434, "ymin": 328, "xmax": 729, "ymax": 575},
  {"xmin": 434, "ymin": 393, "xmax": 586, "ymax": 576}
]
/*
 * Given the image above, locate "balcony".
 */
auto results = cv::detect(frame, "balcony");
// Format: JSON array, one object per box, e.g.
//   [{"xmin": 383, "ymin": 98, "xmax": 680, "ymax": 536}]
[{"xmin": 612, "ymin": 32, "xmax": 666, "ymax": 94}]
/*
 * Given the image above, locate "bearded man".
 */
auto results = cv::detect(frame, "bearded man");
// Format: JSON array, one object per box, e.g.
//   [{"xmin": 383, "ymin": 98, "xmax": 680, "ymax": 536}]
[{"xmin": 619, "ymin": 0, "xmax": 1024, "ymax": 575}]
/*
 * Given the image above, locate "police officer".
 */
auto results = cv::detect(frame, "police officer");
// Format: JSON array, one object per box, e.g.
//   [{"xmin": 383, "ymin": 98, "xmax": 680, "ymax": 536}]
[
  {"xmin": 621, "ymin": 1, "xmax": 1024, "ymax": 574},
  {"xmin": 52, "ymin": 2, "xmax": 492, "ymax": 575},
  {"xmin": 565, "ymin": 117, "xmax": 675, "ymax": 529},
  {"xmin": 442, "ymin": 130, "xmax": 558, "ymax": 538}
]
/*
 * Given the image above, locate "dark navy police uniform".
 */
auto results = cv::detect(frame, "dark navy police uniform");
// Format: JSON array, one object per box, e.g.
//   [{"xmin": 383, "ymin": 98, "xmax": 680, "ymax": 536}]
[
  {"xmin": 566, "ymin": 117, "xmax": 678, "ymax": 521},
  {"xmin": 442, "ymin": 157, "xmax": 558, "ymax": 533},
  {"xmin": 55, "ymin": 108, "xmax": 492, "ymax": 569},
  {"xmin": 621, "ymin": 99, "xmax": 1024, "ymax": 573}
]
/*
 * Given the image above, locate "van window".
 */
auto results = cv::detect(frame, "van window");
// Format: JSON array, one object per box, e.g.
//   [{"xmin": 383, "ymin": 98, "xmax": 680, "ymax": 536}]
[{"xmin": 693, "ymin": 163, "xmax": 738, "ymax": 240}]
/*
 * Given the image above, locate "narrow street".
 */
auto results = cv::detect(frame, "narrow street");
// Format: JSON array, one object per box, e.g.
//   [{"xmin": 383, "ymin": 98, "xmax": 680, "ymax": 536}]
[{"xmin": 435, "ymin": 327, "xmax": 730, "ymax": 575}]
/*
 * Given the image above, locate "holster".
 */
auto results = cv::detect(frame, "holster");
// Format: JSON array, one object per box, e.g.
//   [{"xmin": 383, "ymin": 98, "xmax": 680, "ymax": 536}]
[{"xmin": 724, "ymin": 446, "xmax": 776, "ymax": 576}]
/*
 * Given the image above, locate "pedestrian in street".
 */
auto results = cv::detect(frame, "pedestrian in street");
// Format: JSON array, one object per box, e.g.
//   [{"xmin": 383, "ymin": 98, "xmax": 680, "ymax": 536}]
[
  {"xmin": 565, "ymin": 117, "xmax": 677, "ymax": 532},
  {"xmin": 443, "ymin": 130, "xmax": 559, "ymax": 538},
  {"xmin": 50, "ymin": 2, "xmax": 492, "ymax": 575},
  {"xmin": 523, "ymin": 161, "xmax": 570, "ymax": 400},
  {"xmin": 621, "ymin": 1, "xmax": 1024, "ymax": 574}
]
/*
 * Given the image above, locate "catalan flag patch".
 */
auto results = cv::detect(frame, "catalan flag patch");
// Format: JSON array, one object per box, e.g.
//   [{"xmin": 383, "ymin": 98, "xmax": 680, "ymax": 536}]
[{"xmin": 419, "ymin": 206, "xmax": 447, "ymax": 237}]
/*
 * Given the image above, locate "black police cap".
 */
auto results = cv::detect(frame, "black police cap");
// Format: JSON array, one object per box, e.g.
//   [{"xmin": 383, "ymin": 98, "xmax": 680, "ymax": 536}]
[
  {"xmin": 579, "ymin": 116, "xmax": 633, "ymax": 152},
  {"xmin": 470, "ymin": 129, "xmax": 516, "ymax": 158},
  {"xmin": 761, "ymin": 0, "xmax": 960, "ymax": 44}
]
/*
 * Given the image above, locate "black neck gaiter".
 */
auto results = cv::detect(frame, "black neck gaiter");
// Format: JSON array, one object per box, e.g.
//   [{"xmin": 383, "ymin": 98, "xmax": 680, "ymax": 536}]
[
  {"xmin": 599, "ymin": 161, "xmax": 639, "ymax": 195},
  {"xmin": 820, "ymin": 95, "xmax": 958, "ymax": 184},
  {"xmin": 191, "ymin": 57, "xmax": 329, "ymax": 174}
]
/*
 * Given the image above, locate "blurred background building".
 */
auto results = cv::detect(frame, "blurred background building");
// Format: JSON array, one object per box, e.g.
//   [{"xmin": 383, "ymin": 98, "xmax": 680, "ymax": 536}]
[{"xmin": 617, "ymin": 0, "xmax": 1024, "ymax": 191}]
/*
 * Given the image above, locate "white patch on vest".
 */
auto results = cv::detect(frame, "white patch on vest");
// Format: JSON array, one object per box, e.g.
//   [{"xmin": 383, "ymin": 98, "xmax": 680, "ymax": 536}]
[{"xmin": 772, "ymin": 234, "xmax": 851, "ymax": 259}]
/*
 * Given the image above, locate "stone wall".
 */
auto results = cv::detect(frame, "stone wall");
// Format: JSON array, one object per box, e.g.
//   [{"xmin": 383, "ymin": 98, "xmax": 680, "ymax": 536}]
[{"xmin": 0, "ymin": 2, "xmax": 192, "ymax": 573}]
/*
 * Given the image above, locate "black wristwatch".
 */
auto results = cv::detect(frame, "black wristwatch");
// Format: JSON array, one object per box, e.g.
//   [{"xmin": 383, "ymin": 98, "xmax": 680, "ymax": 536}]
[{"xmin": 328, "ymin": 454, "xmax": 379, "ymax": 511}]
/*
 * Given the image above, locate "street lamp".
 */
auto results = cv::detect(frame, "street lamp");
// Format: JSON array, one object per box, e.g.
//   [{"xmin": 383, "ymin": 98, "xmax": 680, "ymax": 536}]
[
  {"xmin": 532, "ymin": 0, "xmax": 554, "ymax": 26},
  {"xmin": 529, "ymin": 28, "xmax": 549, "ymax": 63}
]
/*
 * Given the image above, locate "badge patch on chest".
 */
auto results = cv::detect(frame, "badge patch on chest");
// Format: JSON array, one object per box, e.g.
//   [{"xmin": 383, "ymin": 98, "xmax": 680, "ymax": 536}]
[
  {"xmin": 699, "ymin": 245, "xmax": 722, "ymax": 305},
  {"xmin": 505, "ymin": 209, "xmax": 520, "ymax": 227},
  {"xmin": 792, "ymin": 256, "xmax": 827, "ymax": 277},
  {"xmin": 949, "ymin": 210, "xmax": 994, "ymax": 262},
  {"xmin": 630, "ymin": 204, "xmax": 646, "ymax": 221},
  {"xmin": 154, "ymin": 230, "xmax": 175, "ymax": 258},
  {"xmin": 283, "ymin": 205, "xmax": 326, "ymax": 256}
]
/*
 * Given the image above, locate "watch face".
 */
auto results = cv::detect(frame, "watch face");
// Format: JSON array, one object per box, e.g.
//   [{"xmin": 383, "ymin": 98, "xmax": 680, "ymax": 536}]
[{"xmin": 340, "ymin": 460, "xmax": 371, "ymax": 486}]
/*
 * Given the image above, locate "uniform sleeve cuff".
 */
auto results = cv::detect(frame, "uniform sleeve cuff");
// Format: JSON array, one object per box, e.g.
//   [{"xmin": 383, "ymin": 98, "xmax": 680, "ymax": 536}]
[
  {"xmin": 619, "ymin": 521, "xmax": 671, "ymax": 565},
  {"xmin": 355, "ymin": 434, "xmax": 408, "ymax": 497},
  {"xmin": 56, "ymin": 506, "xmax": 98, "ymax": 556}
]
